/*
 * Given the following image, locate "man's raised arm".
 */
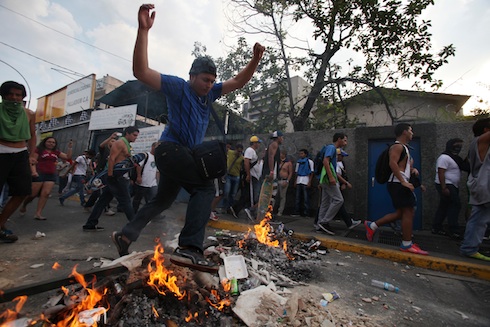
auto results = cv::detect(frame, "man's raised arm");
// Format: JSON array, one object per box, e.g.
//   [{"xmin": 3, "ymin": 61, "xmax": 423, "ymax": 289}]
[
  {"xmin": 222, "ymin": 43, "xmax": 265, "ymax": 95},
  {"xmin": 133, "ymin": 4, "xmax": 161, "ymax": 91}
]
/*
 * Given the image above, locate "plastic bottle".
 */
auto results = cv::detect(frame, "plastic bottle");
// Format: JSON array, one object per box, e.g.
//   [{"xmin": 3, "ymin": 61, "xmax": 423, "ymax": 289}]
[
  {"xmin": 230, "ymin": 277, "xmax": 239, "ymax": 296},
  {"xmin": 371, "ymin": 279, "xmax": 399, "ymax": 293}
]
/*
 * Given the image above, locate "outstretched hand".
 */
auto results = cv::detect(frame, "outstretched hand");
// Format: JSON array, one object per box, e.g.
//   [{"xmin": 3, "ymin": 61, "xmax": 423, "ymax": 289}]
[
  {"xmin": 253, "ymin": 43, "xmax": 265, "ymax": 60},
  {"xmin": 138, "ymin": 4, "xmax": 156, "ymax": 30}
]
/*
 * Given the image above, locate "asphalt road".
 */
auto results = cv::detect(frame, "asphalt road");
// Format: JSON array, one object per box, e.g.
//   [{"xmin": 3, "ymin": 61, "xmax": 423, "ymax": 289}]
[{"xmin": 1, "ymin": 193, "xmax": 489, "ymax": 326}]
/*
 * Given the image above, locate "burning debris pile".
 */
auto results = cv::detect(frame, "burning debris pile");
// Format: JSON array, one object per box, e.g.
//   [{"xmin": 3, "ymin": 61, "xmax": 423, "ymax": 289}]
[{"xmin": 1, "ymin": 212, "xmax": 338, "ymax": 327}]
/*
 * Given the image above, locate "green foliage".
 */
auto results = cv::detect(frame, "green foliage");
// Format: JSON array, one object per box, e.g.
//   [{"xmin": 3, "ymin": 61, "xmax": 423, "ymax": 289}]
[{"xmin": 225, "ymin": 0, "xmax": 455, "ymax": 131}]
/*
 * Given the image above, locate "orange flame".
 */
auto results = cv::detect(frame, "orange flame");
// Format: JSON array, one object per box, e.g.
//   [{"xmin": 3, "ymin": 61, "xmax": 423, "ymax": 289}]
[
  {"xmin": 151, "ymin": 305, "xmax": 159, "ymax": 318},
  {"xmin": 146, "ymin": 243, "xmax": 185, "ymax": 300},
  {"xmin": 52, "ymin": 262, "xmax": 62, "ymax": 270},
  {"xmin": 54, "ymin": 265, "xmax": 108, "ymax": 327},
  {"xmin": 0, "ymin": 296, "xmax": 29, "ymax": 324},
  {"xmin": 253, "ymin": 209, "xmax": 279, "ymax": 247},
  {"xmin": 184, "ymin": 311, "xmax": 198, "ymax": 322},
  {"xmin": 205, "ymin": 289, "xmax": 232, "ymax": 311}
]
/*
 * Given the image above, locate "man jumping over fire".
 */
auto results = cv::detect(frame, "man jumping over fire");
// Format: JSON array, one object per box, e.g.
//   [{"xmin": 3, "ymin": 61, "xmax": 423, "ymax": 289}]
[{"xmin": 112, "ymin": 4, "xmax": 265, "ymax": 273}]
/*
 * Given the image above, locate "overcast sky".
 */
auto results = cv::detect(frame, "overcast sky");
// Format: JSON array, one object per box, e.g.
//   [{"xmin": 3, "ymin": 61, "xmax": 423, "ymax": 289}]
[{"xmin": 0, "ymin": 0, "xmax": 488, "ymax": 114}]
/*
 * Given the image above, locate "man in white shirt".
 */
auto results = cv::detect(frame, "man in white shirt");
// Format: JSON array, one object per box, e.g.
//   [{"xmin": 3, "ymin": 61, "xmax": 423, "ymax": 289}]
[
  {"xmin": 59, "ymin": 149, "xmax": 95, "ymax": 206},
  {"xmin": 132, "ymin": 142, "xmax": 159, "ymax": 213},
  {"xmin": 232, "ymin": 136, "xmax": 262, "ymax": 221},
  {"xmin": 432, "ymin": 138, "xmax": 467, "ymax": 239}
]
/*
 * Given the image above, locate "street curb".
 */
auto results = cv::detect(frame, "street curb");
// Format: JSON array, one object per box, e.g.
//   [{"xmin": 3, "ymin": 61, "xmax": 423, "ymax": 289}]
[{"xmin": 208, "ymin": 220, "xmax": 490, "ymax": 282}]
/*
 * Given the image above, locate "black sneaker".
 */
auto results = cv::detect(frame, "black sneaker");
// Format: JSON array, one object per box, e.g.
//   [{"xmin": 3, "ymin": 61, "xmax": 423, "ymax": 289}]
[
  {"xmin": 0, "ymin": 230, "xmax": 18, "ymax": 243},
  {"xmin": 112, "ymin": 232, "xmax": 131, "ymax": 256},
  {"xmin": 318, "ymin": 223, "xmax": 335, "ymax": 235},
  {"xmin": 82, "ymin": 226, "xmax": 105, "ymax": 232},
  {"xmin": 170, "ymin": 247, "xmax": 219, "ymax": 273}
]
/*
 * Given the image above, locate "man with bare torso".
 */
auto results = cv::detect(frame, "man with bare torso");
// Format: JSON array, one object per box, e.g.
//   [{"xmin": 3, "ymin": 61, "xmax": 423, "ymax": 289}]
[
  {"xmin": 277, "ymin": 150, "xmax": 293, "ymax": 216},
  {"xmin": 0, "ymin": 81, "xmax": 36, "ymax": 243},
  {"xmin": 82, "ymin": 126, "xmax": 139, "ymax": 231}
]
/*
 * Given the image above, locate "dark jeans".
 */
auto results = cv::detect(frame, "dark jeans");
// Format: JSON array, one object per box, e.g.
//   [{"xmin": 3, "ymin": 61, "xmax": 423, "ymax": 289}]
[
  {"xmin": 433, "ymin": 184, "xmax": 461, "ymax": 233},
  {"xmin": 122, "ymin": 142, "xmax": 214, "ymax": 251},
  {"xmin": 84, "ymin": 176, "xmax": 133, "ymax": 227},
  {"xmin": 295, "ymin": 184, "xmax": 310, "ymax": 215},
  {"xmin": 60, "ymin": 175, "xmax": 86, "ymax": 205},
  {"xmin": 132, "ymin": 185, "xmax": 158, "ymax": 213}
]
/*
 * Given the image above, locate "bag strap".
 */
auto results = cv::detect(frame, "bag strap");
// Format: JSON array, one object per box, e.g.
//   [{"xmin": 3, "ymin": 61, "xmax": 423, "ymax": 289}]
[{"xmin": 227, "ymin": 153, "xmax": 241, "ymax": 174}]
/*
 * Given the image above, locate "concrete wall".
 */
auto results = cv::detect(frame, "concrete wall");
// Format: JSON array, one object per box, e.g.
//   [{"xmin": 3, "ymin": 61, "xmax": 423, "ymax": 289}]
[{"xmin": 243, "ymin": 121, "xmax": 475, "ymax": 229}]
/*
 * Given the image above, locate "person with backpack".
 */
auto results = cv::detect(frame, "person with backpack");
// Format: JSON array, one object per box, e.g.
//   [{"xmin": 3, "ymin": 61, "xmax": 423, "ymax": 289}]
[
  {"xmin": 364, "ymin": 123, "xmax": 429, "ymax": 255},
  {"xmin": 315, "ymin": 133, "xmax": 348, "ymax": 235}
]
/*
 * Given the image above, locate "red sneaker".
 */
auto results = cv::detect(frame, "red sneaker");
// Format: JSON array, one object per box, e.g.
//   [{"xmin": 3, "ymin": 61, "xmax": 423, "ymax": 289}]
[
  {"xmin": 400, "ymin": 243, "xmax": 429, "ymax": 255},
  {"xmin": 209, "ymin": 211, "xmax": 219, "ymax": 221},
  {"xmin": 364, "ymin": 221, "xmax": 375, "ymax": 242}
]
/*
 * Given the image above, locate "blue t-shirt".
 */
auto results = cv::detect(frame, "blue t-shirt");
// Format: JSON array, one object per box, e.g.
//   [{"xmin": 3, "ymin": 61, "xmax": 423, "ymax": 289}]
[
  {"xmin": 324, "ymin": 144, "xmax": 337, "ymax": 169},
  {"xmin": 159, "ymin": 74, "xmax": 223, "ymax": 148}
]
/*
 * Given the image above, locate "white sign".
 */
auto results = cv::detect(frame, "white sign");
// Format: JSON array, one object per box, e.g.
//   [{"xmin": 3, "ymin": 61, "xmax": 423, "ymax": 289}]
[
  {"xmin": 131, "ymin": 125, "xmax": 165, "ymax": 154},
  {"xmin": 88, "ymin": 105, "xmax": 137, "ymax": 130},
  {"xmin": 65, "ymin": 75, "xmax": 95, "ymax": 114}
]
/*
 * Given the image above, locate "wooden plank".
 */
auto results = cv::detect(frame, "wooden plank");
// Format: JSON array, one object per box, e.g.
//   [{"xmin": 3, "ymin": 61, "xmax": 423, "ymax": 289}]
[{"xmin": 0, "ymin": 265, "xmax": 128, "ymax": 303}]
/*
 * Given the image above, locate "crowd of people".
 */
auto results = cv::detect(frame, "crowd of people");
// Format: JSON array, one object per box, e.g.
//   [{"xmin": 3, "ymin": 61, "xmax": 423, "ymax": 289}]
[{"xmin": 0, "ymin": 5, "xmax": 488, "ymax": 270}]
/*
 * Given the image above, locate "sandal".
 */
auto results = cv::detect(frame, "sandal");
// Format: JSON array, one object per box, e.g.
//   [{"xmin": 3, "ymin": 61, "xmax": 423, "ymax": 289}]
[
  {"xmin": 34, "ymin": 216, "xmax": 47, "ymax": 220},
  {"xmin": 170, "ymin": 247, "xmax": 218, "ymax": 273}
]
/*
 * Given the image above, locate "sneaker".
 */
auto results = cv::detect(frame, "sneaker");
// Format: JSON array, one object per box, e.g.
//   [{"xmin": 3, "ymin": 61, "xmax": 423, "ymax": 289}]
[
  {"xmin": 400, "ymin": 243, "xmax": 429, "ymax": 255},
  {"xmin": 209, "ymin": 211, "xmax": 219, "ymax": 221},
  {"xmin": 0, "ymin": 230, "xmax": 18, "ymax": 243},
  {"xmin": 105, "ymin": 209, "xmax": 116, "ymax": 216},
  {"xmin": 82, "ymin": 226, "xmax": 105, "ymax": 232},
  {"xmin": 170, "ymin": 247, "xmax": 219, "ymax": 273},
  {"xmin": 364, "ymin": 221, "xmax": 375, "ymax": 242},
  {"xmin": 318, "ymin": 223, "xmax": 335, "ymax": 235},
  {"xmin": 244, "ymin": 208, "xmax": 254, "ymax": 222},
  {"xmin": 59, "ymin": 198, "xmax": 65, "ymax": 206},
  {"xmin": 467, "ymin": 252, "xmax": 490, "ymax": 262},
  {"xmin": 349, "ymin": 219, "xmax": 362, "ymax": 230},
  {"xmin": 112, "ymin": 231, "xmax": 131, "ymax": 256},
  {"xmin": 228, "ymin": 206, "xmax": 238, "ymax": 219}
]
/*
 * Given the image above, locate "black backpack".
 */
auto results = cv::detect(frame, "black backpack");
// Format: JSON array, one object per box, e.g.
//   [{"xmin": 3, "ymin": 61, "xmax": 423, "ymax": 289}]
[
  {"xmin": 314, "ymin": 145, "xmax": 327, "ymax": 176},
  {"xmin": 375, "ymin": 143, "xmax": 407, "ymax": 184}
]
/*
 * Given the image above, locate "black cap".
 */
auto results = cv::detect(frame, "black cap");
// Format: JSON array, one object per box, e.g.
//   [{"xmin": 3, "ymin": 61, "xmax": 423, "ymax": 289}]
[{"xmin": 189, "ymin": 56, "xmax": 217, "ymax": 76}]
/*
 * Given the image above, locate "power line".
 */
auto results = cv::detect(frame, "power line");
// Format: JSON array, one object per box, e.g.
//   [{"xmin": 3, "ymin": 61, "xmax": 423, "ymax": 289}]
[
  {"xmin": 0, "ymin": 41, "xmax": 85, "ymax": 77},
  {"xmin": 0, "ymin": 4, "xmax": 131, "ymax": 63}
]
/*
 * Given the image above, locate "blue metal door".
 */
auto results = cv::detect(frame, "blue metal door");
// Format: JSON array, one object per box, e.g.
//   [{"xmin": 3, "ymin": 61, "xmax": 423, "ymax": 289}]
[{"xmin": 367, "ymin": 138, "xmax": 423, "ymax": 230}]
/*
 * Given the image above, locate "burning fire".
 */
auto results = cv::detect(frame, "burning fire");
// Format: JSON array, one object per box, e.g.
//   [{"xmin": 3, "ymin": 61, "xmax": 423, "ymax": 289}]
[
  {"xmin": 54, "ymin": 265, "xmax": 108, "ymax": 327},
  {"xmin": 146, "ymin": 242, "xmax": 185, "ymax": 299},
  {"xmin": 52, "ymin": 262, "xmax": 62, "ymax": 270},
  {"xmin": 0, "ymin": 295, "xmax": 32, "ymax": 325},
  {"xmin": 238, "ymin": 205, "xmax": 294, "ymax": 259}
]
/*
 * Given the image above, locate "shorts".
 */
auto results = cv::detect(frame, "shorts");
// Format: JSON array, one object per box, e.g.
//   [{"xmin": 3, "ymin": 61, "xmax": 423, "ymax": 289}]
[
  {"xmin": 0, "ymin": 150, "xmax": 32, "ymax": 196},
  {"xmin": 32, "ymin": 173, "xmax": 57, "ymax": 182},
  {"xmin": 387, "ymin": 182, "xmax": 416, "ymax": 209}
]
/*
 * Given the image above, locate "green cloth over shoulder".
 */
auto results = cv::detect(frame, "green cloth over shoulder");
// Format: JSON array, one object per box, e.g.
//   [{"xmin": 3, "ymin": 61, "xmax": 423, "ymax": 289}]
[
  {"xmin": 320, "ymin": 162, "xmax": 338, "ymax": 184},
  {"xmin": 0, "ymin": 101, "xmax": 31, "ymax": 142}
]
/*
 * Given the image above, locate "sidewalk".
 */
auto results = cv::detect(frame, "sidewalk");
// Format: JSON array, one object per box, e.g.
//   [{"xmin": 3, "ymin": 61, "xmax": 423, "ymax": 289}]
[{"xmin": 209, "ymin": 209, "xmax": 490, "ymax": 281}]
